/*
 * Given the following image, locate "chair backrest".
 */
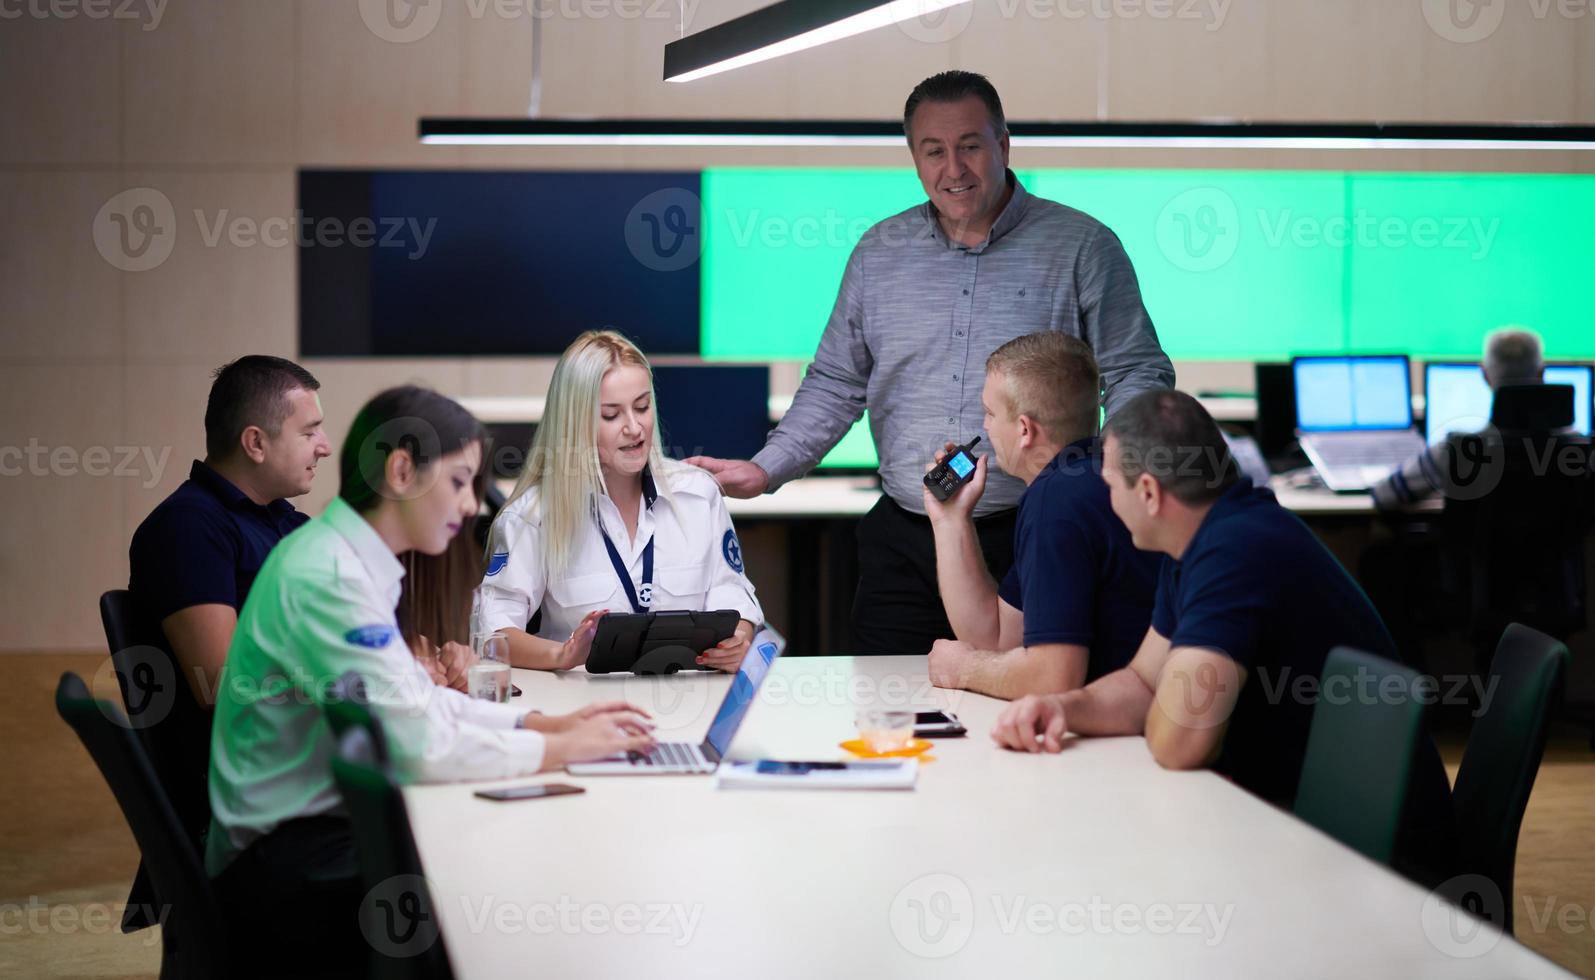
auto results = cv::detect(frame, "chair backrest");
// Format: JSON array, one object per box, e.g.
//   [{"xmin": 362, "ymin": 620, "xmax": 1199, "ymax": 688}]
[
  {"xmin": 1442, "ymin": 431, "xmax": 1592, "ymax": 641},
  {"xmin": 98, "ymin": 589, "xmax": 212, "ymax": 841},
  {"xmin": 331, "ymin": 724, "xmax": 455, "ymax": 980},
  {"xmin": 325, "ymin": 670, "xmax": 392, "ymax": 767},
  {"xmin": 55, "ymin": 672, "xmax": 227, "ymax": 978},
  {"xmin": 1294, "ymin": 647, "xmax": 1428, "ymax": 866},
  {"xmin": 1491, "ymin": 382, "xmax": 1574, "ymax": 432},
  {"xmin": 99, "ymin": 589, "xmax": 176, "ymax": 738},
  {"xmin": 1452, "ymin": 623, "xmax": 1569, "ymax": 933}
]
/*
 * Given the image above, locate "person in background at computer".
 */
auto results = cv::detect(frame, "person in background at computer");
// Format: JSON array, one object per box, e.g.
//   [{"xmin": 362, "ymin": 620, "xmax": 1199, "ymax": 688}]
[
  {"xmin": 1371, "ymin": 327, "xmax": 1544, "ymax": 510},
  {"xmin": 480, "ymin": 330, "xmax": 764, "ymax": 672},
  {"xmin": 991, "ymin": 390, "xmax": 1457, "ymax": 885},
  {"xmin": 207, "ymin": 385, "xmax": 654, "ymax": 978},
  {"xmin": 923, "ymin": 332, "xmax": 1159, "ymax": 699},
  {"xmin": 684, "ymin": 70, "xmax": 1174, "ymax": 657}
]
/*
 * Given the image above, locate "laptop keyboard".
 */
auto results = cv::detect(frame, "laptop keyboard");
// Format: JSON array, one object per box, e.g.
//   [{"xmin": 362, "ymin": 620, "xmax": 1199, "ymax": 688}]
[
  {"xmin": 1309, "ymin": 432, "xmax": 1420, "ymax": 469},
  {"xmin": 632, "ymin": 742, "xmax": 704, "ymax": 769}
]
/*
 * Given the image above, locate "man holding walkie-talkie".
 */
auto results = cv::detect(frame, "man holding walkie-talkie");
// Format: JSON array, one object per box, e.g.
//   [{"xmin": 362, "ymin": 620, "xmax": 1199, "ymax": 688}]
[
  {"xmin": 922, "ymin": 333, "xmax": 1159, "ymax": 698},
  {"xmin": 689, "ymin": 71, "xmax": 1173, "ymax": 656}
]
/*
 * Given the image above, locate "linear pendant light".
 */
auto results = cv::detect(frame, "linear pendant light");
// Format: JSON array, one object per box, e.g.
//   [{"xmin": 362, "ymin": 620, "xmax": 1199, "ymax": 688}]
[
  {"xmin": 418, "ymin": 118, "xmax": 1595, "ymax": 151},
  {"xmin": 663, "ymin": 0, "xmax": 976, "ymax": 83}
]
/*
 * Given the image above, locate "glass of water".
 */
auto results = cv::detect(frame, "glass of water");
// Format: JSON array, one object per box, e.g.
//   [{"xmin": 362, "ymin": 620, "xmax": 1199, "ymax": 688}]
[{"xmin": 468, "ymin": 632, "xmax": 512, "ymax": 703}]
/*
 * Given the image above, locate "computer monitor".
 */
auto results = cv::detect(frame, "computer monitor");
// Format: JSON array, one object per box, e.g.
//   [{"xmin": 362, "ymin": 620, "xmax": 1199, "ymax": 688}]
[
  {"xmin": 1291, "ymin": 355, "xmax": 1413, "ymax": 432},
  {"xmin": 1424, "ymin": 361, "xmax": 1594, "ymax": 444},
  {"xmin": 1548, "ymin": 365, "xmax": 1594, "ymax": 435},
  {"xmin": 1423, "ymin": 363, "xmax": 1492, "ymax": 445},
  {"xmin": 650, "ymin": 365, "xmax": 771, "ymax": 462}
]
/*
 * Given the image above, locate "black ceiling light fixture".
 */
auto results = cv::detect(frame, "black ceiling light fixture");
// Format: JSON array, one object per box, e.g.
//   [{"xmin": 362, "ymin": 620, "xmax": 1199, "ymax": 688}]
[
  {"xmin": 417, "ymin": 0, "xmax": 1595, "ymax": 151},
  {"xmin": 419, "ymin": 117, "xmax": 1595, "ymax": 150},
  {"xmin": 661, "ymin": 0, "xmax": 975, "ymax": 83}
]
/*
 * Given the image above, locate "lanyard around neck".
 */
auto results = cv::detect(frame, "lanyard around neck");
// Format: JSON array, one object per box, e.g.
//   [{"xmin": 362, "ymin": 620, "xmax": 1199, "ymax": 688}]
[{"xmin": 598, "ymin": 522, "xmax": 654, "ymax": 614}]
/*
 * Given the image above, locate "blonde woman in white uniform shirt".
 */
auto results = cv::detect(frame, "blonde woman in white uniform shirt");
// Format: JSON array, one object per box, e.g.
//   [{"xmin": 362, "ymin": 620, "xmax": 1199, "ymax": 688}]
[{"xmin": 482, "ymin": 330, "xmax": 763, "ymax": 672}]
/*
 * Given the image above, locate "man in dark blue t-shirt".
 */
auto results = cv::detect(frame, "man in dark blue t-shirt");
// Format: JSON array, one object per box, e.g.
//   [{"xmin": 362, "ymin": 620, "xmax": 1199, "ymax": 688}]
[
  {"xmin": 992, "ymin": 390, "xmax": 1456, "ymax": 884},
  {"xmin": 924, "ymin": 332, "xmax": 1158, "ymax": 699}
]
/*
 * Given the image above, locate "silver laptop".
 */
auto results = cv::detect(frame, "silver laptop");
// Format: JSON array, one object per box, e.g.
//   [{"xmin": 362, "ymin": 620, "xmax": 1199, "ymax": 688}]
[
  {"xmin": 567, "ymin": 628, "xmax": 783, "ymax": 775},
  {"xmin": 1294, "ymin": 355, "xmax": 1425, "ymax": 492}
]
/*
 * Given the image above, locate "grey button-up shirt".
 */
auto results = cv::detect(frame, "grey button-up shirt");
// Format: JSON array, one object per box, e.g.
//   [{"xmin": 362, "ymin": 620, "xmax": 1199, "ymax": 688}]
[{"xmin": 752, "ymin": 172, "xmax": 1175, "ymax": 516}]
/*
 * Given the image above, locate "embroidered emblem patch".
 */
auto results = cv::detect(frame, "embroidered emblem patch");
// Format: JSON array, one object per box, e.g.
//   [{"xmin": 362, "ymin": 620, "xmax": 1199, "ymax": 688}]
[
  {"xmin": 344, "ymin": 625, "xmax": 396, "ymax": 649},
  {"xmin": 722, "ymin": 529, "xmax": 744, "ymax": 574}
]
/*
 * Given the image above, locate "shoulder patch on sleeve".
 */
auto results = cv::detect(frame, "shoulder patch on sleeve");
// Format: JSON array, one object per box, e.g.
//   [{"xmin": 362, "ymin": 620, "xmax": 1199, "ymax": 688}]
[
  {"xmin": 721, "ymin": 529, "xmax": 744, "ymax": 574},
  {"xmin": 486, "ymin": 551, "xmax": 509, "ymax": 576},
  {"xmin": 344, "ymin": 625, "xmax": 396, "ymax": 649}
]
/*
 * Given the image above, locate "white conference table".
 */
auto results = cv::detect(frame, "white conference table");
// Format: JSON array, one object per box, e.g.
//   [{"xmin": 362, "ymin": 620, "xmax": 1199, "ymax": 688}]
[{"xmin": 403, "ymin": 656, "xmax": 1569, "ymax": 979}]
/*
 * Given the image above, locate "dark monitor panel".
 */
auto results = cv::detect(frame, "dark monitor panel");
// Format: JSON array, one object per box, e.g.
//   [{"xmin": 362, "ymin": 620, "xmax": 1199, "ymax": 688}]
[
  {"xmin": 299, "ymin": 170, "xmax": 701, "ymax": 357},
  {"xmin": 651, "ymin": 365, "xmax": 771, "ymax": 463}
]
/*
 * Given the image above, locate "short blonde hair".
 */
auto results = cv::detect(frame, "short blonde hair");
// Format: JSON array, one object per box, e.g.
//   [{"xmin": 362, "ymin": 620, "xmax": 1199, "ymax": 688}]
[{"xmin": 984, "ymin": 332, "xmax": 1101, "ymax": 442}]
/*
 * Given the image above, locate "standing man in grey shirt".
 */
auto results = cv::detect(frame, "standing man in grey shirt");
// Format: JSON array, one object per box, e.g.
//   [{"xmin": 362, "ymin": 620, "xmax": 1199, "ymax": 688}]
[{"xmin": 690, "ymin": 70, "xmax": 1174, "ymax": 656}]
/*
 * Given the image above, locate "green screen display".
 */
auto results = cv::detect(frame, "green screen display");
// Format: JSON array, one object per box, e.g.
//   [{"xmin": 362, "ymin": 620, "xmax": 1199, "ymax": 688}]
[{"xmin": 701, "ymin": 168, "xmax": 1595, "ymax": 467}]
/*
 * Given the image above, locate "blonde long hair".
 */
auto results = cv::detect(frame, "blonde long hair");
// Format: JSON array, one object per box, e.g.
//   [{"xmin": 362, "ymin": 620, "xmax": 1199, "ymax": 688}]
[{"xmin": 500, "ymin": 330, "xmax": 676, "ymax": 576}]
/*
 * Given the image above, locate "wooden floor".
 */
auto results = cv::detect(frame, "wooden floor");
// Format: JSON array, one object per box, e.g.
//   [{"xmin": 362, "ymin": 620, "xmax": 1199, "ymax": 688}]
[{"xmin": 4, "ymin": 652, "xmax": 1594, "ymax": 978}]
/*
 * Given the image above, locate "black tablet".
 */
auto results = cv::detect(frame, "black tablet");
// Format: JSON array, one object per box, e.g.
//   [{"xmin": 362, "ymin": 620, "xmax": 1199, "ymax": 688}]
[{"xmin": 585, "ymin": 609, "xmax": 742, "ymax": 675}]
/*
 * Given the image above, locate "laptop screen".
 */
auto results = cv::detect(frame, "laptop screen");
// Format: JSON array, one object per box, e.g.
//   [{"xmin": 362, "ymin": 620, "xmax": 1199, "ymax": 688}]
[
  {"xmin": 1293, "ymin": 356, "xmax": 1412, "ymax": 432},
  {"xmin": 1424, "ymin": 362, "xmax": 1594, "ymax": 444},
  {"xmin": 702, "ymin": 637, "xmax": 780, "ymax": 758}
]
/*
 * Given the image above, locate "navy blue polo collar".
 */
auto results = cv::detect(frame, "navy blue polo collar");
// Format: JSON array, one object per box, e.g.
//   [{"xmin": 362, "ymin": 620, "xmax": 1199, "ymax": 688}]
[
  {"xmin": 924, "ymin": 169, "xmax": 1030, "ymax": 253},
  {"xmin": 189, "ymin": 459, "xmax": 296, "ymax": 517},
  {"xmin": 1043, "ymin": 436, "xmax": 1102, "ymax": 478},
  {"xmin": 1184, "ymin": 478, "xmax": 1273, "ymax": 558}
]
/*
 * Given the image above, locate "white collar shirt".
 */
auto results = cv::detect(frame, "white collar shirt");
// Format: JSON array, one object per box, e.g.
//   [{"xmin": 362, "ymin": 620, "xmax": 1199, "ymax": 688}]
[
  {"xmin": 206, "ymin": 496, "xmax": 546, "ymax": 875},
  {"xmin": 480, "ymin": 465, "xmax": 763, "ymax": 643}
]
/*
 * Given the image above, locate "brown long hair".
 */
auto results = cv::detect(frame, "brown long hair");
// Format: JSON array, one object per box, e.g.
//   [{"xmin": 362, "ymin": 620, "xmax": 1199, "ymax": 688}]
[{"xmin": 396, "ymin": 439, "xmax": 493, "ymax": 648}]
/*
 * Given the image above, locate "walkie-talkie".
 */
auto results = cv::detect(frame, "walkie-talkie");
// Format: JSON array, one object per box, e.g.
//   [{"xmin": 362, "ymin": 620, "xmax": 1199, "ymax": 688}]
[{"xmin": 923, "ymin": 436, "xmax": 981, "ymax": 501}]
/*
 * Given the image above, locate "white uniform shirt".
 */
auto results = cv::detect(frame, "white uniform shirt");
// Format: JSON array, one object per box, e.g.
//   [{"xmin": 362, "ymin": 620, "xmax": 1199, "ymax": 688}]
[
  {"xmin": 206, "ymin": 496, "xmax": 546, "ymax": 876},
  {"xmin": 480, "ymin": 464, "xmax": 763, "ymax": 642}
]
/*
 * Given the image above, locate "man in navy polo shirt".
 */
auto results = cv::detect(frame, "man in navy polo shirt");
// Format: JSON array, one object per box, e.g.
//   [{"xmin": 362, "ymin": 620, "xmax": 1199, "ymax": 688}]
[
  {"xmin": 924, "ymin": 332, "xmax": 1158, "ymax": 699},
  {"xmin": 131, "ymin": 355, "xmax": 330, "ymax": 704},
  {"xmin": 992, "ymin": 390, "xmax": 1456, "ymax": 884},
  {"xmin": 123, "ymin": 356, "xmax": 329, "ymax": 887}
]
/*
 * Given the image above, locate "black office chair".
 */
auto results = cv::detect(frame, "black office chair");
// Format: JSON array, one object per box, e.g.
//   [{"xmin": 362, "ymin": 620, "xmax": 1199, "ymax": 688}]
[
  {"xmin": 101, "ymin": 589, "xmax": 214, "ymax": 933},
  {"xmin": 1450, "ymin": 623, "xmax": 1569, "ymax": 934},
  {"xmin": 1294, "ymin": 647, "xmax": 1428, "ymax": 867},
  {"xmin": 1439, "ymin": 388, "xmax": 1592, "ymax": 671},
  {"xmin": 55, "ymin": 672, "xmax": 228, "ymax": 980},
  {"xmin": 325, "ymin": 671, "xmax": 393, "ymax": 767},
  {"xmin": 330, "ymin": 721, "xmax": 456, "ymax": 980}
]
